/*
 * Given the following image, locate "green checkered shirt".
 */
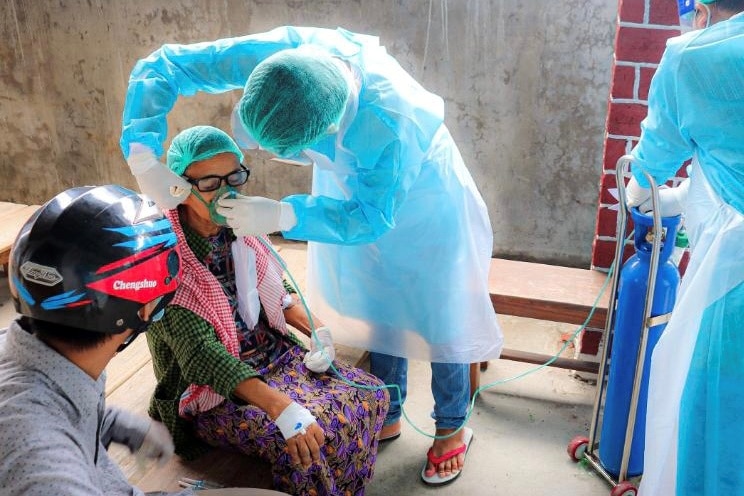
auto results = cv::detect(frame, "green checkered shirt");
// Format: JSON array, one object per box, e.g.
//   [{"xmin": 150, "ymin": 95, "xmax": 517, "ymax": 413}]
[{"xmin": 146, "ymin": 221, "xmax": 302, "ymax": 459}]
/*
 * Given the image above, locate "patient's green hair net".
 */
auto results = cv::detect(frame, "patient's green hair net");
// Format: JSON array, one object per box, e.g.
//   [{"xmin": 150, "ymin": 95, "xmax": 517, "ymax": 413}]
[
  {"xmin": 238, "ymin": 48, "xmax": 350, "ymax": 157},
  {"xmin": 167, "ymin": 125, "xmax": 244, "ymax": 176}
]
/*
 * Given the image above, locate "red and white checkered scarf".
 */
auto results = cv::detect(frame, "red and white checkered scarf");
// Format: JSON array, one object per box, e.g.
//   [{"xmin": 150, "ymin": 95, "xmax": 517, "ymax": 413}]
[{"xmin": 164, "ymin": 209, "xmax": 289, "ymax": 417}]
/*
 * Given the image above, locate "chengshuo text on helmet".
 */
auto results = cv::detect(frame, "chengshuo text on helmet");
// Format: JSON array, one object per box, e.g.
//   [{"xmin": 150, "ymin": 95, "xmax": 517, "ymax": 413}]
[{"xmin": 113, "ymin": 279, "xmax": 158, "ymax": 291}]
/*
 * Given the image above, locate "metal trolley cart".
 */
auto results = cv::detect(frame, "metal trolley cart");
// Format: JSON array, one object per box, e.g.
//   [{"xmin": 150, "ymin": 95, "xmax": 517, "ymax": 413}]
[{"xmin": 567, "ymin": 156, "xmax": 681, "ymax": 496}]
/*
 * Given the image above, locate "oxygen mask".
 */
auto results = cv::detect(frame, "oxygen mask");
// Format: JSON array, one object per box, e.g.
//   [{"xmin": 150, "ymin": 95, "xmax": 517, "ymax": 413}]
[{"xmin": 192, "ymin": 185, "xmax": 237, "ymax": 226}]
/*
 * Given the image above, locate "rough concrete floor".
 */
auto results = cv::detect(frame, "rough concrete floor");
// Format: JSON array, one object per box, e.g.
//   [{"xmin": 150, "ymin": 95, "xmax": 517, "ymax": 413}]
[
  {"xmin": 365, "ymin": 324, "xmax": 609, "ymax": 496},
  {"xmin": 0, "ymin": 238, "xmax": 612, "ymax": 496},
  {"xmin": 270, "ymin": 239, "xmax": 610, "ymax": 496}
]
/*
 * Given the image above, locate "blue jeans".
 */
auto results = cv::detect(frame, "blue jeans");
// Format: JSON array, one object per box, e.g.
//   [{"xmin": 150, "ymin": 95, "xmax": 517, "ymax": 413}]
[{"xmin": 369, "ymin": 352, "xmax": 469, "ymax": 430}]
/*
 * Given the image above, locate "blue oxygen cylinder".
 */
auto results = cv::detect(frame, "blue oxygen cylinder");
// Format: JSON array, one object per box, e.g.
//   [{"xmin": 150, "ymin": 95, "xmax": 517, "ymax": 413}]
[{"xmin": 599, "ymin": 208, "xmax": 681, "ymax": 477}]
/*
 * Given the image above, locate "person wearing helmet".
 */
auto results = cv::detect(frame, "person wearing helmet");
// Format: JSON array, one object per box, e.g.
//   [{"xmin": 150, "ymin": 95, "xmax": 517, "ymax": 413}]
[
  {"xmin": 143, "ymin": 125, "xmax": 388, "ymax": 496},
  {"xmin": 0, "ymin": 185, "xmax": 188, "ymax": 495},
  {"xmin": 120, "ymin": 27, "xmax": 502, "ymax": 485},
  {"xmin": 622, "ymin": 1, "xmax": 744, "ymax": 494}
]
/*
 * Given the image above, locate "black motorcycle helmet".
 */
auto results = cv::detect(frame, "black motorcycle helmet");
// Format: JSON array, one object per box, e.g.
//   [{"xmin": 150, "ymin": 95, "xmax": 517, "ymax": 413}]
[{"xmin": 8, "ymin": 185, "xmax": 181, "ymax": 335}]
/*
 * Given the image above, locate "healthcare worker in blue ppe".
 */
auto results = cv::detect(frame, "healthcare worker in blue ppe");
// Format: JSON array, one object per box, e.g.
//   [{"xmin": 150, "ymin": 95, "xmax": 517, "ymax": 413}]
[
  {"xmin": 624, "ymin": 1, "xmax": 744, "ymax": 494},
  {"xmin": 120, "ymin": 26, "xmax": 503, "ymax": 486}
]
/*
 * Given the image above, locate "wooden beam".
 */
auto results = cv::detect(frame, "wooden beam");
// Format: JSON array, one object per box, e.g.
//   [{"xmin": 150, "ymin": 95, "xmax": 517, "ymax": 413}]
[
  {"xmin": 489, "ymin": 258, "xmax": 610, "ymax": 328},
  {"xmin": 499, "ymin": 348, "xmax": 599, "ymax": 374}
]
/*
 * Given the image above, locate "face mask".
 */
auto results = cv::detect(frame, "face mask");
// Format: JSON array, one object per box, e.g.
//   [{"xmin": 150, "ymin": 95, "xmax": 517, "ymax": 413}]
[
  {"xmin": 191, "ymin": 186, "xmax": 236, "ymax": 226},
  {"xmin": 695, "ymin": 2, "xmax": 712, "ymax": 29},
  {"xmin": 151, "ymin": 307, "xmax": 165, "ymax": 322}
]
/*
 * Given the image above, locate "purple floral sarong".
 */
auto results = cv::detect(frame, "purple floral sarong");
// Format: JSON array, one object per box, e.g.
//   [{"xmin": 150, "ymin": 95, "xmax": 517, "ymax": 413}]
[{"xmin": 193, "ymin": 345, "xmax": 389, "ymax": 496}]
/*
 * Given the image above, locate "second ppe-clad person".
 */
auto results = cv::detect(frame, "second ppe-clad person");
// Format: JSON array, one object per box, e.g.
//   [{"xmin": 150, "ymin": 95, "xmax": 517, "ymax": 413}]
[
  {"xmin": 626, "ymin": 1, "xmax": 744, "ymax": 494},
  {"xmin": 120, "ymin": 27, "xmax": 502, "ymax": 484}
]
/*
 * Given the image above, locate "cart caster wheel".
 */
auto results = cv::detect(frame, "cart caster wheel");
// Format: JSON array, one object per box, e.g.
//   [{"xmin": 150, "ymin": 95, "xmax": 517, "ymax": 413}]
[
  {"xmin": 567, "ymin": 435, "xmax": 589, "ymax": 462},
  {"xmin": 610, "ymin": 481, "xmax": 637, "ymax": 496}
]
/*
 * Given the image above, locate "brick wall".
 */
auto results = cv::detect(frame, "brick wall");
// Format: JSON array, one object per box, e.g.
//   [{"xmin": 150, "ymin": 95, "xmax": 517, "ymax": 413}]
[
  {"xmin": 591, "ymin": 0, "xmax": 684, "ymax": 272},
  {"xmin": 581, "ymin": 0, "xmax": 685, "ymax": 361}
]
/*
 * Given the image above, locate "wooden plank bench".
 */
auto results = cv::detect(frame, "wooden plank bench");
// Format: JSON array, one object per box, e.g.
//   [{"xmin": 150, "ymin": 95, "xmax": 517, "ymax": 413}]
[
  {"xmin": 470, "ymin": 258, "xmax": 611, "ymax": 397},
  {"xmin": 489, "ymin": 259, "xmax": 609, "ymax": 330},
  {"xmin": 0, "ymin": 202, "xmax": 40, "ymax": 272}
]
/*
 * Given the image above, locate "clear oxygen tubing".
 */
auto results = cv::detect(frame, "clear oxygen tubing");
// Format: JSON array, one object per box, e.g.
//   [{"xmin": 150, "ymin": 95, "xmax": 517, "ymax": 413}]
[{"xmin": 258, "ymin": 236, "xmax": 620, "ymax": 441}]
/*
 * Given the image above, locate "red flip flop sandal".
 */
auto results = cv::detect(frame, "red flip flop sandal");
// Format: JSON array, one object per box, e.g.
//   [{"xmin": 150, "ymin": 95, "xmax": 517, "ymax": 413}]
[{"xmin": 420, "ymin": 427, "xmax": 474, "ymax": 485}]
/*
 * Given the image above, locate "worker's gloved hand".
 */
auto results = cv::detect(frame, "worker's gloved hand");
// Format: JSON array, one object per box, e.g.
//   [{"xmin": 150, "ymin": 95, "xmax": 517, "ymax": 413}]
[
  {"xmin": 625, "ymin": 176, "xmax": 652, "ymax": 208},
  {"xmin": 136, "ymin": 420, "xmax": 174, "ymax": 466},
  {"xmin": 638, "ymin": 179, "xmax": 690, "ymax": 218},
  {"xmin": 303, "ymin": 326, "xmax": 336, "ymax": 374},
  {"xmin": 127, "ymin": 143, "xmax": 191, "ymax": 210},
  {"xmin": 216, "ymin": 194, "xmax": 297, "ymax": 236}
]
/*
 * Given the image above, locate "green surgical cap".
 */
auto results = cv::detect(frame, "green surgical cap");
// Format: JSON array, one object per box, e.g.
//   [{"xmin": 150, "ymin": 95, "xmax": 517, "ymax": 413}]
[
  {"xmin": 238, "ymin": 48, "xmax": 350, "ymax": 157},
  {"xmin": 167, "ymin": 125, "xmax": 244, "ymax": 176}
]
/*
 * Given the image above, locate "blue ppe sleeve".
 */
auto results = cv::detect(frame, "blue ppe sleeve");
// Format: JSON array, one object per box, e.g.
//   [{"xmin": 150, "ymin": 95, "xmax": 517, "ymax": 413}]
[
  {"xmin": 282, "ymin": 140, "xmax": 408, "ymax": 245},
  {"xmin": 279, "ymin": 38, "xmax": 444, "ymax": 245},
  {"xmin": 120, "ymin": 26, "xmax": 362, "ymax": 158},
  {"xmin": 282, "ymin": 89, "xmax": 444, "ymax": 244},
  {"xmin": 630, "ymin": 38, "xmax": 694, "ymax": 187}
]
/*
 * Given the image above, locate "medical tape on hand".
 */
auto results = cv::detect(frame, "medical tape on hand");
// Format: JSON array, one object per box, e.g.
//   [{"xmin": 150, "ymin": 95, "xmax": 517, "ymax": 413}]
[
  {"xmin": 303, "ymin": 327, "xmax": 334, "ymax": 373},
  {"xmin": 275, "ymin": 401, "xmax": 316, "ymax": 440},
  {"xmin": 304, "ymin": 349, "xmax": 331, "ymax": 373}
]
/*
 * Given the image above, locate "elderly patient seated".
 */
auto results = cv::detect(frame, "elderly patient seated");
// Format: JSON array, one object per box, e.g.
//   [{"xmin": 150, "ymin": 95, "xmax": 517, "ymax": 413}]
[{"xmin": 144, "ymin": 125, "xmax": 389, "ymax": 496}]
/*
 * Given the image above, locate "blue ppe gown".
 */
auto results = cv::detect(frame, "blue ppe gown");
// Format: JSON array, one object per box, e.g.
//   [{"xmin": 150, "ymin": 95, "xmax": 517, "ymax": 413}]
[
  {"xmin": 121, "ymin": 26, "xmax": 503, "ymax": 363},
  {"xmin": 630, "ymin": 13, "xmax": 744, "ymax": 496}
]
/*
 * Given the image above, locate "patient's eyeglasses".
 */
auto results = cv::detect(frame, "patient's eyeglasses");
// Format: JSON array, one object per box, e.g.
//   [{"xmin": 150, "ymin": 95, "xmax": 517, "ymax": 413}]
[{"xmin": 184, "ymin": 165, "xmax": 251, "ymax": 192}]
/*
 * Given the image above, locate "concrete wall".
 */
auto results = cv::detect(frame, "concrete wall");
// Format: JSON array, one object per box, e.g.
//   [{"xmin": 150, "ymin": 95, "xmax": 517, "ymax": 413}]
[{"xmin": 0, "ymin": 0, "xmax": 617, "ymax": 267}]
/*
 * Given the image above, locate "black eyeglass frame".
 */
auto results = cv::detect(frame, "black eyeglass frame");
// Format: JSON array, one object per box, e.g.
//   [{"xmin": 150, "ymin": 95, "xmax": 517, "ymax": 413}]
[{"xmin": 183, "ymin": 164, "xmax": 251, "ymax": 193}]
